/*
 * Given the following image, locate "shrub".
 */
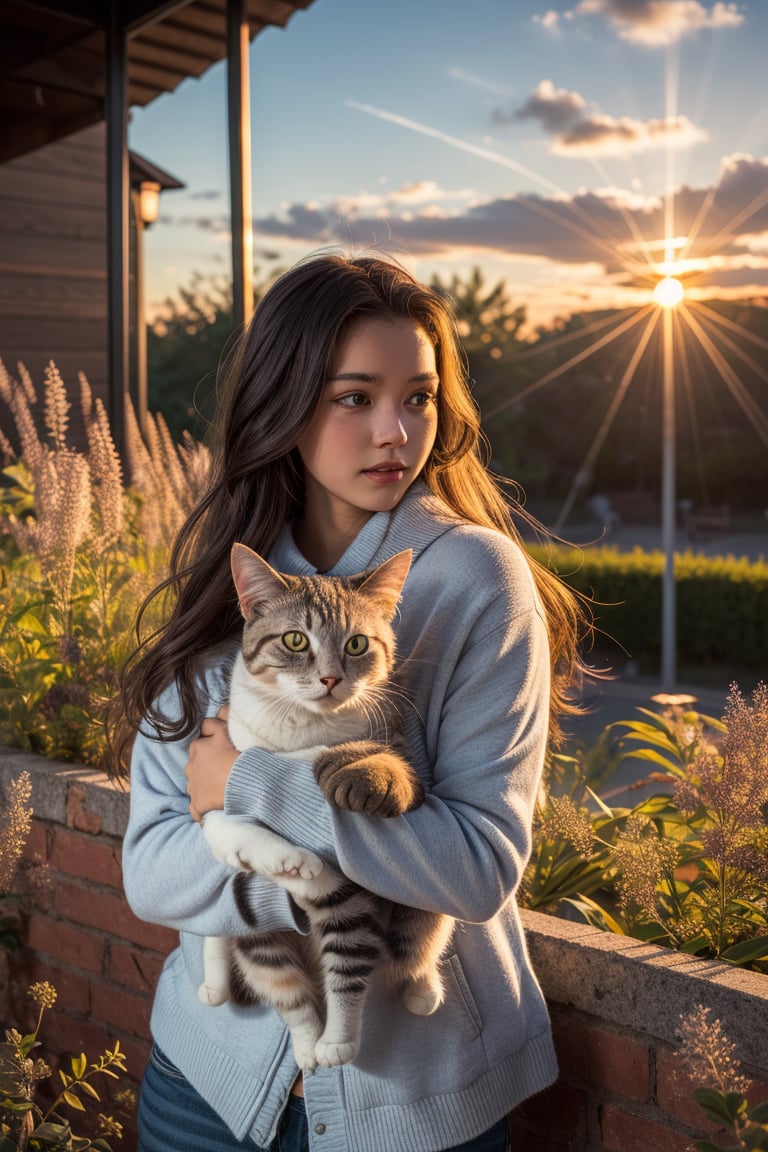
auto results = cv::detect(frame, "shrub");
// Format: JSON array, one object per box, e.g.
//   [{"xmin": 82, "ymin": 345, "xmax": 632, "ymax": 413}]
[
  {"xmin": 0, "ymin": 360, "xmax": 211, "ymax": 768},
  {"xmin": 529, "ymin": 543, "xmax": 768, "ymax": 670}
]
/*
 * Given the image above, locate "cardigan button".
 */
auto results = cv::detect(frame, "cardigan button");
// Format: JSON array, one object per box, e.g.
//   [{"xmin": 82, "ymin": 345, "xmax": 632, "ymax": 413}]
[{"xmin": 313, "ymin": 1123, "xmax": 326, "ymax": 1135}]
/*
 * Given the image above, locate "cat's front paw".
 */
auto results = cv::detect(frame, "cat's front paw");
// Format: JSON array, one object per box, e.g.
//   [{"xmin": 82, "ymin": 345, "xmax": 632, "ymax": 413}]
[
  {"xmin": 314, "ymin": 743, "xmax": 425, "ymax": 816},
  {"xmin": 255, "ymin": 845, "xmax": 324, "ymax": 880}
]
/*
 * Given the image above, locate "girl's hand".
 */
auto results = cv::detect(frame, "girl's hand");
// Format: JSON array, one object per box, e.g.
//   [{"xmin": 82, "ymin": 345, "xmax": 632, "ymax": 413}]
[{"xmin": 186, "ymin": 708, "xmax": 237, "ymax": 823}]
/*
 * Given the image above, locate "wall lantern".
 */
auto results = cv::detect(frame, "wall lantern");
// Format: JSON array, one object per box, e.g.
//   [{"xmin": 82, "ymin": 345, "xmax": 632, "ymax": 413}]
[{"xmin": 138, "ymin": 179, "xmax": 162, "ymax": 227}]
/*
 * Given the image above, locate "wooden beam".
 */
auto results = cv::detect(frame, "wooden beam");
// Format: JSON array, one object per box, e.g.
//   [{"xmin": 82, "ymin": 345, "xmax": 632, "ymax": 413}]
[
  {"xmin": 124, "ymin": 0, "xmax": 194, "ymax": 36},
  {"xmin": 106, "ymin": 2, "xmax": 130, "ymax": 461},
  {"xmin": 227, "ymin": 0, "xmax": 253, "ymax": 332},
  {"xmin": 11, "ymin": 0, "xmax": 105, "ymax": 27}
]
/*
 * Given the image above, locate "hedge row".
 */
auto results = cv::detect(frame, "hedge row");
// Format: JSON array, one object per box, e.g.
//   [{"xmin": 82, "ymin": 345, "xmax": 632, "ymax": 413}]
[{"xmin": 528, "ymin": 544, "xmax": 768, "ymax": 670}]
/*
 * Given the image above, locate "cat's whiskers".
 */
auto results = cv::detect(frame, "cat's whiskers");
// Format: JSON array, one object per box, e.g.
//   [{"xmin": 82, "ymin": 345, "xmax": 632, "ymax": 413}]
[{"xmin": 369, "ymin": 682, "xmax": 424, "ymax": 727}]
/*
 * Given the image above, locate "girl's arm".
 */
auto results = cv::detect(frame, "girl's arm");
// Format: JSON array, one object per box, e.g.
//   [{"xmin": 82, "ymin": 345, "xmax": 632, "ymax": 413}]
[
  {"xmin": 121, "ymin": 677, "xmax": 309, "ymax": 937},
  {"xmin": 223, "ymin": 530, "xmax": 551, "ymax": 924}
]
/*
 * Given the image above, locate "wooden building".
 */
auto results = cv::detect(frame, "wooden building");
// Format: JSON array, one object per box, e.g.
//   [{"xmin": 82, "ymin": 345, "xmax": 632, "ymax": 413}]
[{"xmin": 0, "ymin": 0, "xmax": 316, "ymax": 454}]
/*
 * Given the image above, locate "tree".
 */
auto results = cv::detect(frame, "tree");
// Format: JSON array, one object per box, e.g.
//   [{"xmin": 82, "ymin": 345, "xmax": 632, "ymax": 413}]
[{"xmin": 146, "ymin": 269, "xmax": 279, "ymax": 439}]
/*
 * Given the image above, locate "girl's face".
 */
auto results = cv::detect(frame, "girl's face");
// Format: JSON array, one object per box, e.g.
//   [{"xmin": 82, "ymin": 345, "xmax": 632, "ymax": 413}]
[{"xmin": 296, "ymin": 316, "xmax": 439, "ymax": 543}]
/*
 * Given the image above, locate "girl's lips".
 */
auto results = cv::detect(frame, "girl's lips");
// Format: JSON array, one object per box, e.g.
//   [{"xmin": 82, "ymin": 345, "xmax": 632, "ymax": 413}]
[{"xmin": 362, "ymin": 465, "xmax": 406, "ymax": 484}]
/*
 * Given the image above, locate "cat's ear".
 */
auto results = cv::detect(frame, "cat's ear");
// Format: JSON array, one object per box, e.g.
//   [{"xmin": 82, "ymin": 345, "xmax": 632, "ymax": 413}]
[
  {"xmin": 231, "ymin": 544, "xmax": 289, "ymax": 621},
  {"xmin": 357, "ymin": 549, "xmax": 412, "ymax": 616}
]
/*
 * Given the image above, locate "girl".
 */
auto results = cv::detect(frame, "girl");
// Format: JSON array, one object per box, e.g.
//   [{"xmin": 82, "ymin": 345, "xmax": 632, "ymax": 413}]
[{"xmin": 118, "ymin": 253, "xmax": 587, "ymax": 1152}]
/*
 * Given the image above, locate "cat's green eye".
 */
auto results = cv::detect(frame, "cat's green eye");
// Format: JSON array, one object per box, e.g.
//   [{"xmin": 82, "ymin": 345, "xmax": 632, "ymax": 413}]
[
  {"xmin": 282, "ymin": 631, "xmax": 309, "ymax": 653},
  {"xmin": 345, "ymin": 634, "xmax": 369, "ymax": 656}
]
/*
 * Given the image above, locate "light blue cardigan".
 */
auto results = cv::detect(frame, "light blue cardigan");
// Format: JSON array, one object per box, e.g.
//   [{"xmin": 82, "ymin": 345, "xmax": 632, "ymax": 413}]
[{"xmin": 122, "ymin": 482, "xmax": 557, "ymax": 1151}]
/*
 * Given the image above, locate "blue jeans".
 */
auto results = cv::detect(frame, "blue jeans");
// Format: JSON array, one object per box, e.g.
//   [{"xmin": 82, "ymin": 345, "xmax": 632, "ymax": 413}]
[{"xmin": 138, "ymin": 1044, "xmax": 510, "ymax": 1152}]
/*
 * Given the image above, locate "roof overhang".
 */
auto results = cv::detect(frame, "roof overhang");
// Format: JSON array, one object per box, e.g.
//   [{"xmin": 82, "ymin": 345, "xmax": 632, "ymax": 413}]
[{"xmin": 0, "ymin": 0, "xmax": 314, "ymax": 162}]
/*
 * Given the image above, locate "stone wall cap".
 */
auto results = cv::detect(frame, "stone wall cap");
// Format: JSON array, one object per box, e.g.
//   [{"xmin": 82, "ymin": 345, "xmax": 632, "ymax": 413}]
[
  {"xmin": 0, "ymin": 746, "xmax": 129, "ymax": 838},
  {"xmin": 522, "ymin": 908, "xmax": 768, "ymax": 1069}
]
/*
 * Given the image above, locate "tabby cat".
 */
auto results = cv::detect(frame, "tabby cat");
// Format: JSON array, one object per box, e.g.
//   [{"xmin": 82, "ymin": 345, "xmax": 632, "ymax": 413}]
[{"xmin": 200, "ymin": 543, "xmax": 453, "ymax": 1069}]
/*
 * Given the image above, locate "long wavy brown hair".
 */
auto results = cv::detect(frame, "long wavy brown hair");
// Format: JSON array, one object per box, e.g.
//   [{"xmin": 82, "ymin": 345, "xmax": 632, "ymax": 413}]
[{"xmin": 112, "ymin": 253, "xmax": 589, "ymax": 773}]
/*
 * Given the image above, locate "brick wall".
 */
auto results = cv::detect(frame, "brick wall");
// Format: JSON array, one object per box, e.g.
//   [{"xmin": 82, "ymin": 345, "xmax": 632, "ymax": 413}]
[
  {"xmin": 3, "ymin": 750, "xmax": 768, "ymax": 1152},
  {"xmin": 1, "ymin": 749, "xmax": 172, "ymax": 1148},
  {"xmin": 513, "ymin": 912, "xmax": 768, "ymax": 1151}
]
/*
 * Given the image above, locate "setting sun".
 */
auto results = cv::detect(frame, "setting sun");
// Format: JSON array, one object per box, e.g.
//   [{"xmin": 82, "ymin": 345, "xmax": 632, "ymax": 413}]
[{"xmin": 653, "ymin": 276, "xmax": 685, "ymax": 308}]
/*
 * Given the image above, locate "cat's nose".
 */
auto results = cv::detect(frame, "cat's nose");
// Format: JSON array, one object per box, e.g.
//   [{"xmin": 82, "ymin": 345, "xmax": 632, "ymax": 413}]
[{"xmin": 320, "ymin": 676, "xmax": 342, "ymax": 691}]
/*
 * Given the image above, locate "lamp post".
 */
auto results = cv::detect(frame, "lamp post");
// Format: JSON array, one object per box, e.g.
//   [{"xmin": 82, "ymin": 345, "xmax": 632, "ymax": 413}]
[
  {"xmin": 652, "ymin": 275, "xmax": 684, "ymax": 692},
  {"xmin": 130, "ymin": 180, "xmax": 161, "ymax": 437},
  {"xmin": 128, "ymin": 156, "xmax": 183, "ymax": 438}
]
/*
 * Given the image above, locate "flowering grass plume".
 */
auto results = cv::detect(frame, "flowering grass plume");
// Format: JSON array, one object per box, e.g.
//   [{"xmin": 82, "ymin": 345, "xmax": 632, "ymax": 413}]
[
  {"xmin": 0, "ymin": 359, "xmax": 213, "ymax": 768},
  {"xmin": 0, "ymin": 771, "xmax": 32, "ymax": 894},
  {"xmin": 678, "ymin": 1006, "xmax": 768, "ymax": 1152},
  {"xmin": 612, "ymin": 813, "xmax": 679, "ymax": 925},
  {"xmin": 678, "ymin": 1005, "xmax": 750, "ymax": 1098}
]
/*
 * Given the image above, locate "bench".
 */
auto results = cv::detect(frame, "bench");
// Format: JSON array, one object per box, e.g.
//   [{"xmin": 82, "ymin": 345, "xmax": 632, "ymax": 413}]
[{"xmin": 685, "ymin": 504, "xmax": 731, "ymax": 539}]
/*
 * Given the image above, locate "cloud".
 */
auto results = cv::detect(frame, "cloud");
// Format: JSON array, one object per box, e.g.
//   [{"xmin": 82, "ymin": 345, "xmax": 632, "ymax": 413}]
[
  {"xmin": 250, "ymin": 155, "xmax": 768, "ymax": 289},
  {"xmin": 505, "ymin": 80, "xmax": 586, "ymax": 134},
  {"xmin": 555, "ymin": 112, "xmax": 709, "ymax": 155},
  {"xmin": 573, "ymin": 1, "xmax": 744, "ymax": 47},
  {"xmin": 500, "ymin": 79, "xmax": 708, "ymax": 156},
  {"xmin": 448, "ymin": 68, "xmax": 509, "ymax": 96},
  {"xmin": 532, "ymin": 9, "xmax": 562, "ymax": 31}
]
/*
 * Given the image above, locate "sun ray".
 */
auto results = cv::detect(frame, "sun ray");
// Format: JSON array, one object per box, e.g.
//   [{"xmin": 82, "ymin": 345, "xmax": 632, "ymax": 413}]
[
  {"xmin": 676, "ymin": 328, "xmax": 711, "ymax": 505},
  {"xmin": 678, "ymin": 306, "xmax": 768, "ymax": 449},
  {"xmin": 689, "ymin": 298, "xmax": 768, "ymax": 356},
  {"xmin": 514, "ymin": 307, "xmax": 645, "ymax": 362},
  {"xmin": 687, "ymin": 303, "xmax": 768, "ymax": 398},
  {"xmin": 691, "ymin": 181, "xmax": 768, "ymax": 265},
  {"xmin": 680, "ymin": 158, "xmax": 726, "ymax": 260},
  {"xmin": 554, "ymin": 308, "xmax": 661, "ymax": 532},
  {"xmin": 664, "ymin": 44, "xmax": 680, "ymax": 266},
  {"xmin": 586, "ymin": 156, "xmax": 658, "ymax": 274},
  {"xmin": 483, "ymin": 305, "xmax": 654, "ymax": 420}
]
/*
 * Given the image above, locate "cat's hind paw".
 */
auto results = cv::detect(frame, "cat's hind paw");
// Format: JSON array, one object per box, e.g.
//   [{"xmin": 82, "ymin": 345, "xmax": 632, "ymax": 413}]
[
  {"xmin": 314, "ymin": 1038, "xmax": 359, "ymax": 1067},
  {"xmin": 198, "ymin": 982, "xmax": 230, "ymax": 1007},
  {"xmin": 291, "ymin": 1031, "xmax": 320, "ymax": 1071},
  {"xmin": 402, "ymin": 977, "xmax": 444, "ymax": 1016}
]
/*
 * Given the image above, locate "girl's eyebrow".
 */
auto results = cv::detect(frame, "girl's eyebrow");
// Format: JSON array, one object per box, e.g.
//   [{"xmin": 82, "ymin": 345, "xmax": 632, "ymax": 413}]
[{"xmin": 327, "ymin": 371, "xmax": 440, "ymax": 384}]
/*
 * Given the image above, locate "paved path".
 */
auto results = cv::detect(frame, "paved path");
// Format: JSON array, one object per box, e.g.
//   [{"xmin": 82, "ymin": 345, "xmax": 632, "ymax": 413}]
[
  {"xmin": 562, "ymin": 520, "xmax": 768, "ymax": 562},
  {"xmin": 563, "ymin": 671, "xmax": 742, "ymax": 807},
  {"xmin": 529, "ymin": 516, "xmax": 768, "ymax": 802}
]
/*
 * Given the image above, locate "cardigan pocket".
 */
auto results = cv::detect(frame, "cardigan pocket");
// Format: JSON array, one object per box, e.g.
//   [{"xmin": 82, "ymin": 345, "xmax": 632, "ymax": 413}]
[
  {"xmin": 342, "ymin": 951, "xmax": 488, "ymax": 1110},
  {"xmin": 445, "ymin": 952, "xmax": 483, "ymax": 1036}
]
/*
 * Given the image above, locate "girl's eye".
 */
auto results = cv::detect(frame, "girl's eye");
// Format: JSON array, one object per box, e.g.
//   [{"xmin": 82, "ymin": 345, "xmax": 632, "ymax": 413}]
[
  {"xmin": 345, "ymin": 634, "xmax": 369, "ymax": 656},
  {"xmin": 336, "ymin": 393, "xmax": 369, "ymax": 408},
  {"xmin": 409, "ymin": 390, "xmax": 436, "ymax": 407},
  {"xmin": 282, "ymin": 631, "xmax": 309, "ymax": 652}
]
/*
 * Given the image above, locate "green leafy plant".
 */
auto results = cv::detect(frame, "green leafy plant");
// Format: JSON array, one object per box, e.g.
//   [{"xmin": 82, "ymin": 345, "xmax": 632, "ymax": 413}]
[
  {"xmin": 0, "ymin": 982, "xmax": 129, "ymax": 1151},
  {"xmin": 0, "ymin": 360, "xmax": 211, "ymax": 768},
  {"xmin": 523, "ymin": 684, "xmax": 768, "ymax": 971},
  {"xmin": 678, "ymin": 1005, "xmax": 768, "ymax": 1152}
]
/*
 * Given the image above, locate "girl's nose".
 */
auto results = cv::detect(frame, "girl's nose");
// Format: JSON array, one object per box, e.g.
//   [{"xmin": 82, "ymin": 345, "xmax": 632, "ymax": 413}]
[{"xmin": 373, "ymin": 407, "xmax": 407, "ymax": 447}]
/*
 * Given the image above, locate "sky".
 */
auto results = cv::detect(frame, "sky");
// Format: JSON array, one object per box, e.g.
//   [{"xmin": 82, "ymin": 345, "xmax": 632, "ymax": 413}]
[{"xmin": 129, "ymin": 0, "xmax": 768, "ymax": 332}]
